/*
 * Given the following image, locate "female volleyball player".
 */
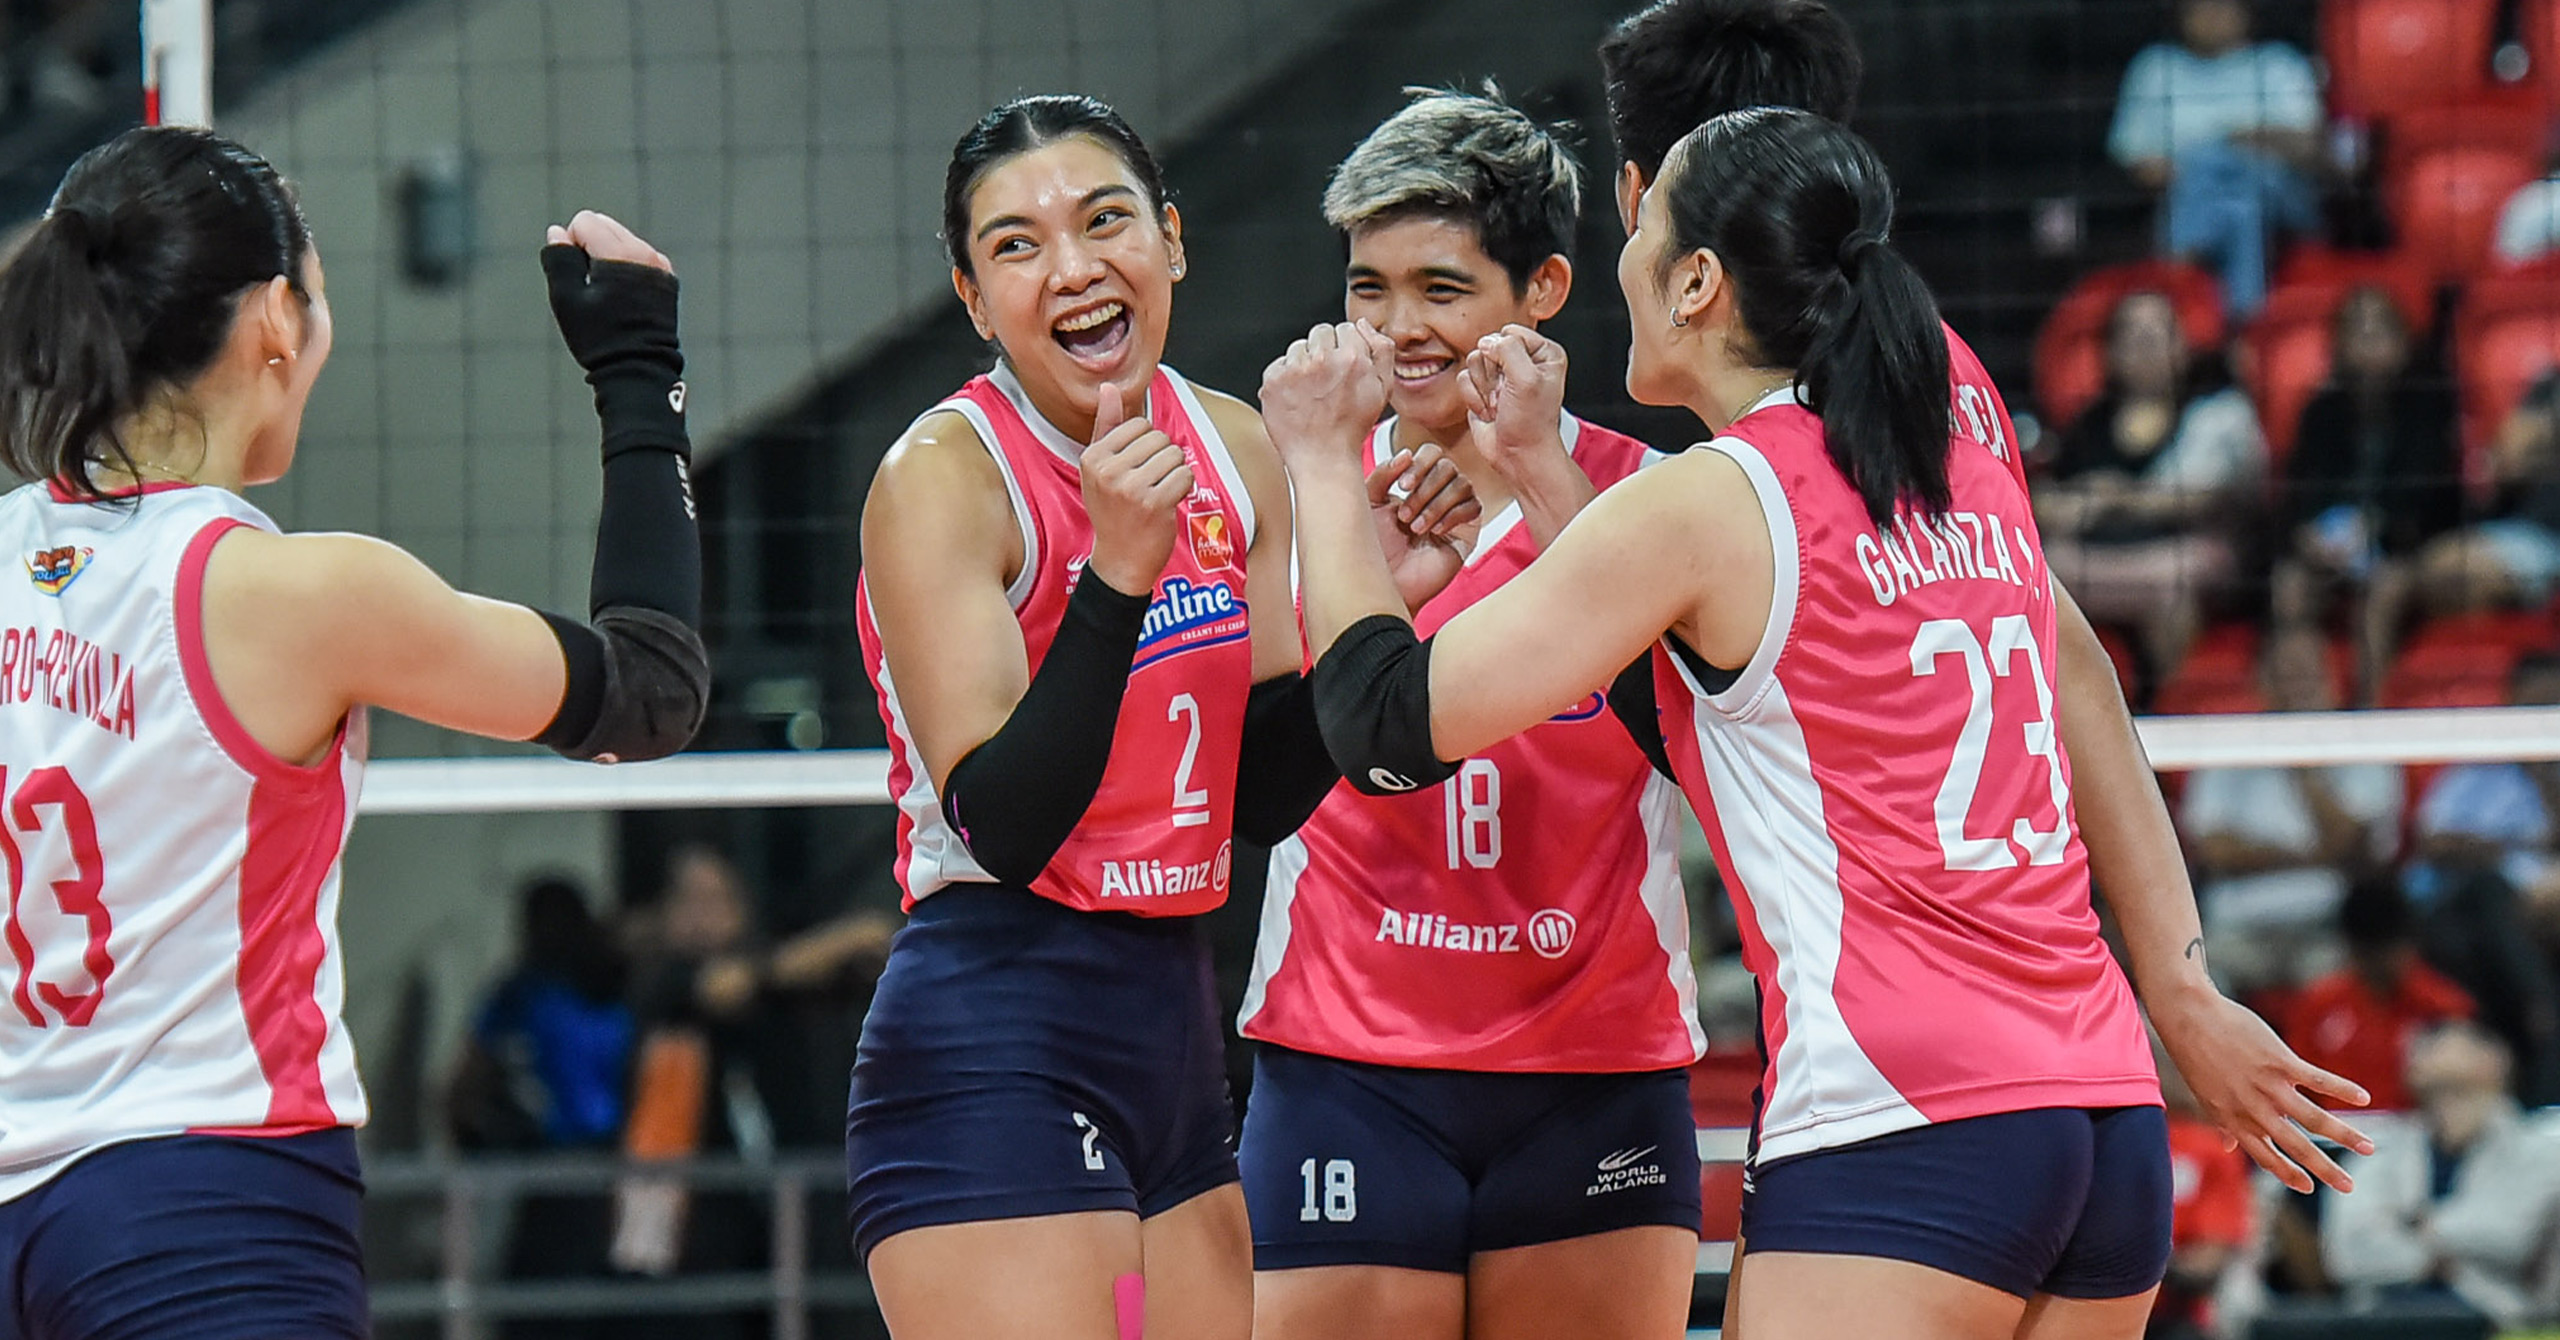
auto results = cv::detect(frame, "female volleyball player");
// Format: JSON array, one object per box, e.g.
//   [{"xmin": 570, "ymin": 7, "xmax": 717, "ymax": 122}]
[
  {"xmin": 1236, "ymin": 88, "xmax": 1702, "ymax": 1340},
  {"xmin": 1267, "ymin": 109, "xmax": 2372, "ymax": 1340},
  {"xmin": 849, "ymin": 95, "xmax": 1459, "ymax": 1340},
  {"xmin": 0, "ymin": 125, "xmax": 704, "ymax": 1338},
  {"xmin": 1595, "ymin": 0, "xmax": 2375, "ymax": 1213}
]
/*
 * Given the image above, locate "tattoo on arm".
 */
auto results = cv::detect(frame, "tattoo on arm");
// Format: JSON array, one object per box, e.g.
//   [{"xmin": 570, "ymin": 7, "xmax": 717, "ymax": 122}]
[{"xmin": 2184, "ymin": 936, "xmax": 2206, "ymax": 964}]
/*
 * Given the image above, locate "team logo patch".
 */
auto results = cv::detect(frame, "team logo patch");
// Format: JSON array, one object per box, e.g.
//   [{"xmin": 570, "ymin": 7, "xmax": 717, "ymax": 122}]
[
  {"xmin": 1187, "ymin": 508, "xmax": 1236, "ymax": 572},
  {"xmin": 25, "ymin": 546, "xmax": 91, "ymax": 596},
  {"xmin": 1132, "ymin": 575, "xmax": 1248, "ymax": 670}
]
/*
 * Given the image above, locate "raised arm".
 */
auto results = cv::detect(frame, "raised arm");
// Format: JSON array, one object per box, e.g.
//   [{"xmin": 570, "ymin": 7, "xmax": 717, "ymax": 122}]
[
  {"xmin": 203, "ymin": 211, "xmax": 707, "ymax": 766},
  {"xmin": 1260, "ymin": 323, "xmax": 1762, "ymax": 789},
  {"xmin": 1196, "ymin": 385, "xmax": 1348, "ymax": 843},
  {"xmin": 862, "ymin": 381, "xmax": 1192, "ymax": 885}
]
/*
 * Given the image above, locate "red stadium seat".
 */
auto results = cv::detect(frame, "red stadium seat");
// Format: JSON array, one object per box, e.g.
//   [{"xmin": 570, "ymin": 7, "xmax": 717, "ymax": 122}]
[
  {"xmin": 2325, "ymin": 0, "xmax": 2497, "ymax": 120},
  {"xmin": 2241, "ymin": 253, "xmax": 2434, "ymax": 462},
  {"xmin": 2031, "ymin": 261, "xmax": 2225, "ymax": 428},
  {"xmin": 2272, "ymin": 246, "xmax": 2437, "ymax": 329},
  {"xmin": 2380, "ymin": 633, "xmax": 2527, "ymax": 709},
  {"xmin": 1700, "ymin": 1160, "xmax": 1746, "ymax": 1243},
  {"xmin": 2383, "ymin": 104, "xmax": 2549, "ymax": 282},
  {"xmin": 2454, "ymin": 258, "xmax": 2560, "ymax": 461},
  {"xmin": 1688, "ymin": 1051, "xmax": 1760, "ymax": 1130}
]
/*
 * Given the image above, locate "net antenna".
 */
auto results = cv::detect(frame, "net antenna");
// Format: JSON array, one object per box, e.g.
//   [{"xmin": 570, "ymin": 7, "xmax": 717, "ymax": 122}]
[{"xmin": 140, "ymin": 0, "xmax": 214, "ymax": 127}]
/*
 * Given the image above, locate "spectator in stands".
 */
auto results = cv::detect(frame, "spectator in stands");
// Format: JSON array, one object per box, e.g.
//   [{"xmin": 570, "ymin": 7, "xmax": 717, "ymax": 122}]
[
  {"xmin": 2271, "ymin": 285, "xmax": 2463, "ymax": 700},
  {"xmin": 2107, "ymin": 0, "xmax": 2324, "ymax": 318},
  {"xmin": 2038, "ymin": 289, "xmax": 2266, "ymax": 677},
  {"xmin": 2495, "ymin": 171, "xmax": 2560, "ymax": 269},
  {"xmin": 445, "ymin": 875, "xmax": 634, "ymax": 1340},
  {"xmin": 448, "ymin": 875, "xmax": 633, "ymax": 1151},
  {"xmin": 2154, "ymin": 1034, "xmax": 2264, "ymax": 1339},
  {"xmin": 2283, "ymin": 875, "xmax": 2475, "ymax": 1113},
  {"xmin": 2181, "ymin": 626, "xmax": 2401, "ymax": 969},
  {"xmin": 2419, "ymin": 371, "xmax": 2560, "ymax": 614},
  {"xmin": 2322, "ymin": 1022, "xmax": 2560, "ymax": 1327}
]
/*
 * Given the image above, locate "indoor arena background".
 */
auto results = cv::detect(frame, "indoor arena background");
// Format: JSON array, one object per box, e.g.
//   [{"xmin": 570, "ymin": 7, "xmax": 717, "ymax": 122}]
[{"xmin": 13, "ymin": 0, "xmax": 2558, "ymax": 1336}]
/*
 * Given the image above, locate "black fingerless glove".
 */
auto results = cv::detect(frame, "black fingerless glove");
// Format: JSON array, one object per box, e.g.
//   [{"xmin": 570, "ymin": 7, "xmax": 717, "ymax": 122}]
[{"xmin": 541, "ymin": 245, "xmax": 687, "ymax": 461}]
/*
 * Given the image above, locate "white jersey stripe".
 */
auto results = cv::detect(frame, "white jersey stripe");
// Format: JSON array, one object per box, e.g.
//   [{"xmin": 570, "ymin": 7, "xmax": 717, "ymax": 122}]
[
  {"xmin": 1236, "ymin": 832, "xmax": 1312, "ymax": 1030},
  {"xmin": 1669, "ymin": 655, "xmax": 1917, "ymax": 1159},
  {"xmin": 1633, "ymin": 771, "xmax": 1706, "ymax": 1060}
]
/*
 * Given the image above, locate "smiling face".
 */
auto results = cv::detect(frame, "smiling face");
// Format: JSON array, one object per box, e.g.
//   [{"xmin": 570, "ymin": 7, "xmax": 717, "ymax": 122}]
[
  {"xmin": 1344, "ymin": 213, "xmax": 1565, "ymax": 435},
  {"xmin": 952, "ymin": 135, "xmax": 1183, "ymax": 434}
]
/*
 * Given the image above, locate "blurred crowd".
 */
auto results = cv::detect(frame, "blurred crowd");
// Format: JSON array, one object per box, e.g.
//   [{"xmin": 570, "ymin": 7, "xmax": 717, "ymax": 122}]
[{"xmin": 442, "ymin": 850, "xmax": 898, "ymax": 1337}]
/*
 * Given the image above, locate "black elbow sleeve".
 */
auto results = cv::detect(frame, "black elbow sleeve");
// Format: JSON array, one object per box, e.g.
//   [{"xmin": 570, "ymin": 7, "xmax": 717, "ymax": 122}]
[
  {"xmin": 1233, "ymin": 673, "xmax": 1341, "ymax": 845},
  {"xmin": 535, "ymin": 606, "xmax": 711, "ymax": 762},
  {"xmin": 1312, "ymin": 615, "xmax": 1461, "ymax": 797}
]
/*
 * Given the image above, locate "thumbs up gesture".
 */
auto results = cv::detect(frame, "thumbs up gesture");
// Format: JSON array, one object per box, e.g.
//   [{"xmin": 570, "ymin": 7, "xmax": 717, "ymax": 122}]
[{"xmin": 1079, "ymin": 380, "xmax": 1193, "ymax": 597}]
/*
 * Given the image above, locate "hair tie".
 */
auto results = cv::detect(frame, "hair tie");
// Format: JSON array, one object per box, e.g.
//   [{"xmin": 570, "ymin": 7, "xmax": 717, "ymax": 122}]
[{"xmin": 1837, "ymin": 229, "xmax": 1883, "ymax": 279}]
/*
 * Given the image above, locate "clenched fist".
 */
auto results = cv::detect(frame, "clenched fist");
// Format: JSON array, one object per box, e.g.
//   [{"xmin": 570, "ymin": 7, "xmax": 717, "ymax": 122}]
[{"xmin": 1260, "ymin": 320, "xmax": 1394, "ymax": 478}]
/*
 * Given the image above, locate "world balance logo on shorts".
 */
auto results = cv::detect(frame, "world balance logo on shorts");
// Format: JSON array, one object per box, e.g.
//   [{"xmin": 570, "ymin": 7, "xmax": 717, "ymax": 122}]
[{"xmin": 1588, "ymin": 1145, "xmax": 1669, "ymax": 1198}]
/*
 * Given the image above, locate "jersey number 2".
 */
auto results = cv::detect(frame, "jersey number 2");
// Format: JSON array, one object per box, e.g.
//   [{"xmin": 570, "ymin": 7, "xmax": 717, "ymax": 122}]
[
  {"xmin": 1909, "ymin": 617, "xmax": 2072, "ymax": 870},
  {"xmin": 0, "ymin": 765, "xmax": 112, "ymax": 1027}
]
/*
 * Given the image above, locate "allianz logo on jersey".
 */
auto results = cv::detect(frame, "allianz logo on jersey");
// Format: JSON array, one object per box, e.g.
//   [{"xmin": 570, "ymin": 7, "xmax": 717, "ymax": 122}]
[
  {"xmin": 1374, "ymin": 907, "xmax": 1576, "ymax": 959},
  {"xmin": 1588, "ymin": 1144, "xmax": 1668, "ymax": 1197},
  {"xmin": 1098, "ymin": 840, "xmax": 1232, "ymax": 900}
]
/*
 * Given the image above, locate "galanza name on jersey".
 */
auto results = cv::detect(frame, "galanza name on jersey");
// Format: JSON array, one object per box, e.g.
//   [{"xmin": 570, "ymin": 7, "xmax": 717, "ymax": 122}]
[
  {"xmin": 1853, "ymin": 510, "xmax": 2035, "ymax": 609},
  {"xmin": 0, "ymin": 624, "xmax": 137, "ymax": 740},
  {"xmin": 1098, "ymin": 841, "xmax": 1233, "ymax": 899},
  {"xmin": 1133, "ymin": 575, "xmax": 1245, "ymax": 664}
]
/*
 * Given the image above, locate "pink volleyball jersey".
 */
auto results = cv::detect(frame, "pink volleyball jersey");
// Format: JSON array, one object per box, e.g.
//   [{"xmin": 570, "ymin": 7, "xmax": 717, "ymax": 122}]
[
  {"xmin": 0, "ymin": 481, "xmax": 368, "ymax": 1204},
  {"xmin": 1239, "ymin": 414, "xmax": 1702, "ymax": 1073},
  {"xmin": 857, "ymin": 362, "xmax": 1257, "ymax": 916},
  {"xmin": 1655, "ymin": 389, "xmax": 2156, "ymax": 1165},
  {"xmin": 1945, "ymin": 322, "xmax": 2026, "ymax": 497}
]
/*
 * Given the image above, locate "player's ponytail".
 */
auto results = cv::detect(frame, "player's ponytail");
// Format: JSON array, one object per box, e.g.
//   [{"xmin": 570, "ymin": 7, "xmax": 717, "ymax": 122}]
[
  {"xmin": 1656, "ymin": 108, "xmax": 1950, "ymax": 523},
  {"xmin": 0, "ymin": 125, "xmax": 309, "ymax": 499}
]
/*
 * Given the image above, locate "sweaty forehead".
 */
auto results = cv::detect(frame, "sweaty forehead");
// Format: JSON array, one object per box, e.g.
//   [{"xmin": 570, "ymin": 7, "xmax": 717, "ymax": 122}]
[{"xmin": 969, "ymin": 137, "xmax": 1146, "ymax": 229}]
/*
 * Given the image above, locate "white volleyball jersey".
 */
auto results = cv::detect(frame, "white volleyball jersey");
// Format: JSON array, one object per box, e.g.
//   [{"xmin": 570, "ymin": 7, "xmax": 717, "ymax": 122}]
[{"xmin": 0, "ymin": 480, "xmax": 367, "ymax": 1204}]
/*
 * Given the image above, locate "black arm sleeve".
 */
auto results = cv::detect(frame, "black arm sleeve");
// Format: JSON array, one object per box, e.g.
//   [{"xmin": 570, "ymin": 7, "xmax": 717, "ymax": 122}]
[
  {"xmin": 531, "ymin": 248, "xmax": 709, "ymax": 763},
  {"xmin": 1311, "ymin": 615, "xmax": 1463, "ymax": 797},
  {"xmin": 1233, "ymin": 673, "xmax": 1341, "ymax": 845},
  {"xmin": 937, "ymin": 574, "xmax": 1152, "ymax": 886},
  {"xmin": 1608, "ymin": 653, "xmax": 1676, "ymax": 782}
]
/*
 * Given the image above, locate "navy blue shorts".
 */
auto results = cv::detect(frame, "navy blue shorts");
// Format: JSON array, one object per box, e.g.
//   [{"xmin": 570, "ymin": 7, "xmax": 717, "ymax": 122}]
[
  {"xmin": 0, "ymin": 1128, "xmax": 366, "ymax": 1340},
  {"xmin": 845, "ymin": 886, "xmax": 1237, "ymax": 1263},
  {"xmin": 1743, "ymin": 1105, "xmax": 2172, "ymax": 1300},
  {"xmin": 1239, "ymin": 1045, "xmax": 1702, "ymax": 1273}
]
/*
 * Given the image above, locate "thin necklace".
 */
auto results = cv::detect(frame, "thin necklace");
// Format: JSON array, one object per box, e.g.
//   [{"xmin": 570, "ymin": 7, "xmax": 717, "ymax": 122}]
[{"xmin": 96, "ymin": 458, "xmax": 200, "ymax": 488}]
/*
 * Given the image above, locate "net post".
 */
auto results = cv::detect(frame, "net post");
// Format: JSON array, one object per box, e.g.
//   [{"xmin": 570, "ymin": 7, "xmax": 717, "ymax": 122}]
[{"xmin": 139, "ymin": 0, "xmax": 213, "ymax": 127}]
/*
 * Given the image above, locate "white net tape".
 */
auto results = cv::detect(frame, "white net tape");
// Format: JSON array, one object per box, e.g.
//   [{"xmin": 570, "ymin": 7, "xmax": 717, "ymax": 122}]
[{"xmin": 359, "ymin": 706, "xmax": 2560, "ymax": 815}]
